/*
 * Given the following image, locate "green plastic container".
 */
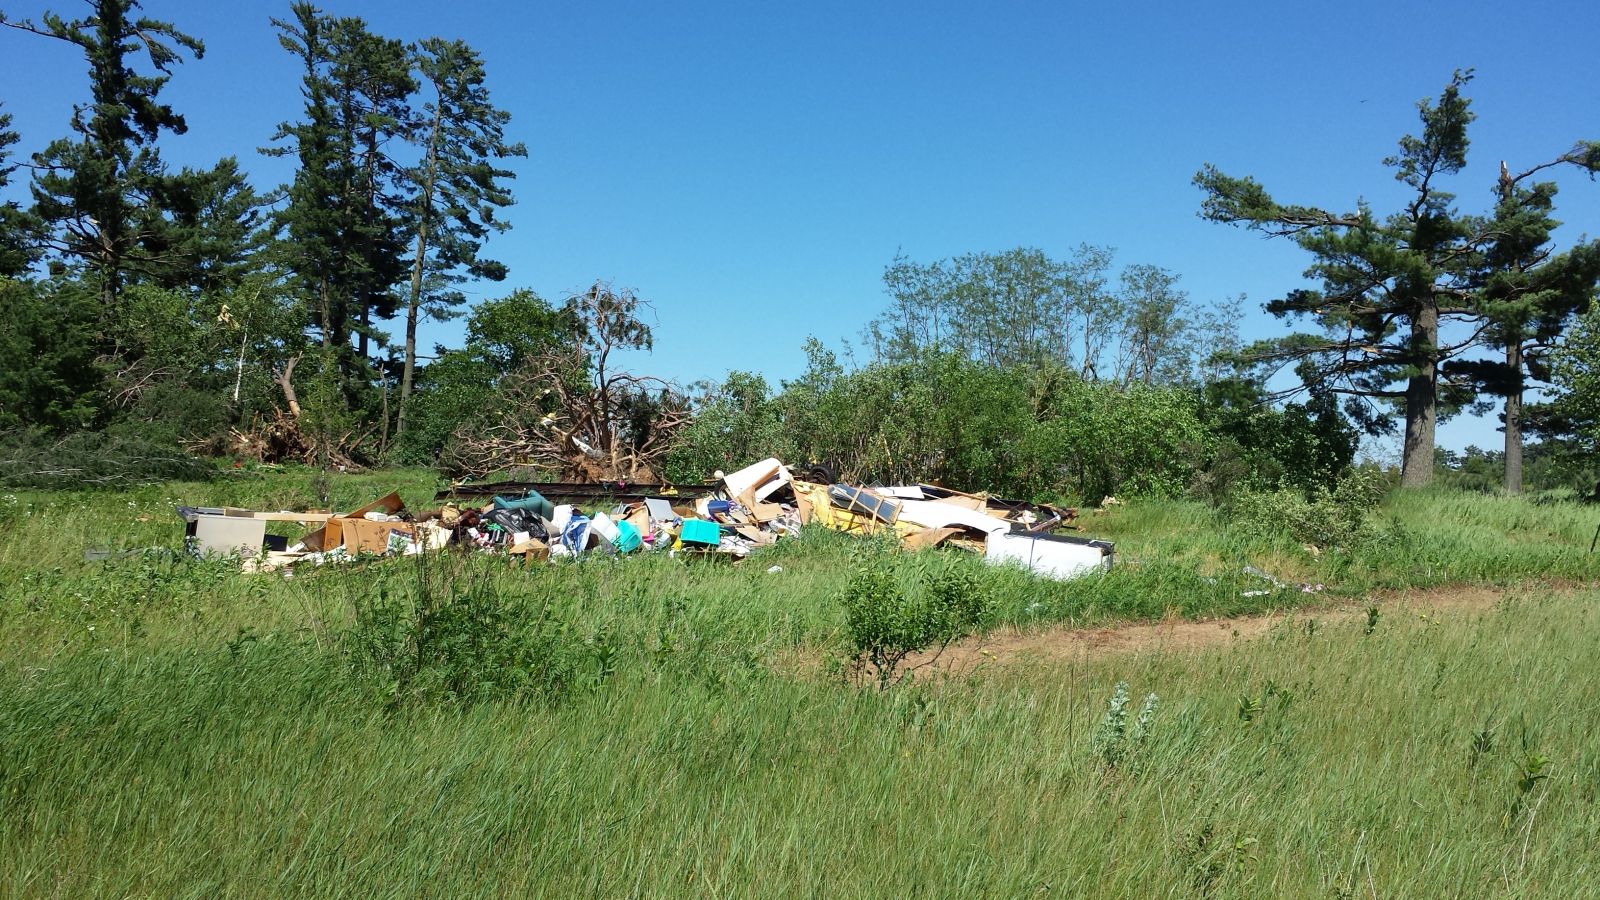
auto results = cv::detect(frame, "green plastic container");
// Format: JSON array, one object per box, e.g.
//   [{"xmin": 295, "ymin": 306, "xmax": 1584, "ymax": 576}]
[
  {"xmin": 679, "ymin": 519, "xmax": 721, "ymax": 547},
  {"xmin": 492, "ymin": 490, "xmax": 554, "ymax": 519},
  {"xmin": 614, "ymin": 521, "xmax": 643, "ymax": 552}
]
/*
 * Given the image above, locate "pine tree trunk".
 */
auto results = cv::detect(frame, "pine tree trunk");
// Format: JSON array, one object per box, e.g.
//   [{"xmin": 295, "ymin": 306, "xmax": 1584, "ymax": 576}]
[
  {"xmin": 1400, "ymin": 304, "xmax": 1438, "ymax": 488},
  {"xmin": 379, "ymin": 362, "xmax": 389, "ymax": 454},
  {"xmin": 1503, "ymin": 340, "xmax": 1524, "ymax": 494},
  {"xmin": 1495, "ymin": 169, "xmax": 1525, "ymax": 495},
  {"xmin": 100, "ymin": 262, "xmax": 118, "ymax": 318},
  {"xmin": 395, "ymin": 105, "xmax": 444, "ymax": 444},
  {"xmin": 357, "ymin": 127, "xmax": 379, "ymax": 363},
  {"xmin": 395, "ymin": 229, "xmax": 425, "ymax": 438},
  {"xmin": 320, "ymin": 278, "xmax": 332, "ymax": 349}
]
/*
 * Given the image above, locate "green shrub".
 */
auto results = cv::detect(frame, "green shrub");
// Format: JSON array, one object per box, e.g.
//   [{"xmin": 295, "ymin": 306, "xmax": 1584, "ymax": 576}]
[
  {"xmin": 1020, "ymin": 378, "xmax": 1214, "ymax": 501},
  {"xmin": 343, "ymin": 561, "xmax": 605, "ymax": 709},
  {"xmin": 1229, "ymin": 466, "xmax": 1391, "ymax": 550},
  {"xmin": 665, "ymin": 352, "xmax": 1241, "ymax": 503},
  {"xmin": 0, "ymin": 278, "xmax": 104, "ymax": 432},
  {"xmin": 838, "ymin": 548, "xmax": 993, "ymax": 689}
]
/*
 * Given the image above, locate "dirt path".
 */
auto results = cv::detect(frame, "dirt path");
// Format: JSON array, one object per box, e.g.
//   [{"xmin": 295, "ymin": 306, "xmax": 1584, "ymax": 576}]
[{"xmin": 904, "ymin": 583, "xmax": 1585, "ymax": 676}]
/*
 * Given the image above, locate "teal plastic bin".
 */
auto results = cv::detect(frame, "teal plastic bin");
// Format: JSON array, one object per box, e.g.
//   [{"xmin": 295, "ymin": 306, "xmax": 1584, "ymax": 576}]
[
  {"xmin": 493, "ymin": 490, "xmax": 554, "ymax": 519},
  {"xmin": 614, "ymin": 521, "xmax": 643, "ymax": 552},
  {"xmin": 679, "ymin": 519, "xmax": 721, "ymax": 547}
]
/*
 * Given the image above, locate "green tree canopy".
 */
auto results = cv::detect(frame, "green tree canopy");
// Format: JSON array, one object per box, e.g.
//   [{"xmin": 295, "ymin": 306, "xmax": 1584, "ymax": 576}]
[
  {"xmin": 4, "ymin": 0, "xmax": 204, "ymax": 312},
  {"xmin": 1444, "ymin": 148, "xmax": 1600, "ymax": 491},
  {"xmin": 396, "ymin": 37, "xmax": 526, "ymax": 442},
  {"xmin": 1195, "ymin": 71, "xmax": 1596, "ymax": 487},
  {"xmin": 0, "ymin": 105, "xmax": 39, "ymax": 277}
]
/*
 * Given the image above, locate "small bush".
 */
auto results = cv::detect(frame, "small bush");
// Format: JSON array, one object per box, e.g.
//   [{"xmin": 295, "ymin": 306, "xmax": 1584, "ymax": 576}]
[
  {"xmin": 1229, "ymin": 466, "xmax": 1391, "ymax": 550},
  {"xmin": 838, "ymin": 549, "xmax": 993, "ymax": 689},
  {"xmin": 343, "ymin": 566, "xmax": 602, "ymax": 709}
]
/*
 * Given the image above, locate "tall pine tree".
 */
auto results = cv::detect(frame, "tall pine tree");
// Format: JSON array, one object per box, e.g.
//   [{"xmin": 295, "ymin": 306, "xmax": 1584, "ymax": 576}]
[
  {"xmin": 3, "ymin": 0, "xmax": 203, "ymax": 313},
  {"xmin": 1200, "ymin": 72, "xmax": 1485, "ymax": 486},
  {"xmin": 0, "ymin": 104, "xmax": 39, "ymax": 277},
  {"xmin": 395, "ymin": 37, "xmax": 525, "ymax": 442},
  {"xmin": 1447, "ymin": 147, "xmax": 1600, "ymax": 492},
  {"xmin": 266, "ymin": 3, "xmax": 345, "ymax": 352},
  {"xmin": 150, "ymin": 156, "xmax": 274, "ymax": 298},
  {"xmin": 266, "ymin": 3, "xmax": 413, "ymax": 392},
  {"xmin": 328, "ymin": 15, "xmax": 414, "ymax": 362}
]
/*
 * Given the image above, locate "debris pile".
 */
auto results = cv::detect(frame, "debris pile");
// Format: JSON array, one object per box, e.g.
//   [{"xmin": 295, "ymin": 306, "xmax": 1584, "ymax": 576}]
[
  {"xmin": 180, "ymin": 492, "xmax": 450, "ymax": 574},
  {"xmin": 178, "ymin": 457, "xmax": 1113, "ymax": 580}
]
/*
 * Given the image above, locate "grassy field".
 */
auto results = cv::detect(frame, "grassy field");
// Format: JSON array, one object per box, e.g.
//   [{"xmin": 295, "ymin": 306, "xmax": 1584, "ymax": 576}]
[{"xmin": 2, "ymin": 469, "xmax": 1599, "ymax": 897}]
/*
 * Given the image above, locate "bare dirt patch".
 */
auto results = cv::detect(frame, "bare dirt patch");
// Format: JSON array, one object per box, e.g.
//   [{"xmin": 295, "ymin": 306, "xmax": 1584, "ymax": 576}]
[{"xmin": 904, "ymin": 582, "xmax": 1588, "ymax": 677}]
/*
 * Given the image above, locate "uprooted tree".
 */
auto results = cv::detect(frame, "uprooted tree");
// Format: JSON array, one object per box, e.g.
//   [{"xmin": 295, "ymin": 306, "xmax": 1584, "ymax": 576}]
[
  {"xmin": 442, "ymin": 282, "xmax": 691, "ymax": 481},
  {"xmin": 1196, "ymin": 70, "xmax": 1600, "ymax": 488}
]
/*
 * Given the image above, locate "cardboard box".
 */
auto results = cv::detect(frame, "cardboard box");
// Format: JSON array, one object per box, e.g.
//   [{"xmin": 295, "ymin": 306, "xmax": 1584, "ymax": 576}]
[
  {"xmin": 340, "ymin": 518, "xmax": 413, "ymax": 555},
  {"xmin": 508, "ymin": 537, "xmax": 550, "ymax": 563},
  {"xmin": 297, "ymin": 492, "xmax": 407, "ymax": 551}
]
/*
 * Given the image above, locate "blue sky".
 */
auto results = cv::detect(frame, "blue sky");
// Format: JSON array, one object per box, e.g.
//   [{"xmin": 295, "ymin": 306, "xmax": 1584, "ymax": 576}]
[{"xmin": 3, "ymin": 0, "xmax": 1599, "ymax": 454}]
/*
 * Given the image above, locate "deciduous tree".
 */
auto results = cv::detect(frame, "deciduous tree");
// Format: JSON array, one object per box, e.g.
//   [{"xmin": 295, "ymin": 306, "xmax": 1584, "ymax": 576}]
[
  {"xmin": 1113, "ymin": 264, "xmax": 1193, "ymax": 386},
  {"xmin": 870, "ymin": 247, "xmax": 1088, "ymax": 369},
  {"xmin": 1527, "ymin": 306, "xmax": 1600, "ymax": 482}
]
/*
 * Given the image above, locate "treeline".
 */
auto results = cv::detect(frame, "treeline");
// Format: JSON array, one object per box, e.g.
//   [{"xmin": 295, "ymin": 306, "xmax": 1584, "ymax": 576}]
[
  {"xmin": 665, "ymin": 341, "xmax": 1358, "ymax": 504},
  {"xmin": 371, "ymin": 250, "xmax": 1359, "ymax": 504},
  {"xmin": 3, "ymin": 6, "xmax": 1599, "ymax": 501},
  {"xmin": 0, "ymin": 0, "xmax": 523, "ymax": 463},
  {"xmin": 666, "ymin": 245, "xmax": 1356, "ymax": 503}
]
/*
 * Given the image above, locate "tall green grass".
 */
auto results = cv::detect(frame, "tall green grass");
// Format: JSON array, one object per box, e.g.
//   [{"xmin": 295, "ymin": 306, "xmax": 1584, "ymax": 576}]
[
  {"xmin": 6, "ymin": 474, "xmax": 1595, "ymax": 652},
  {"xmin": 4, "ymin": 587, "xmax": 1598, "ymax": 896},
  {"xmin": 2, "ymin": 471, "xmax": 1599, "ymax": 896},
  {"xmin": 1089, "ymin": 488, "xmax": 1600, "ymax": 591}
]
